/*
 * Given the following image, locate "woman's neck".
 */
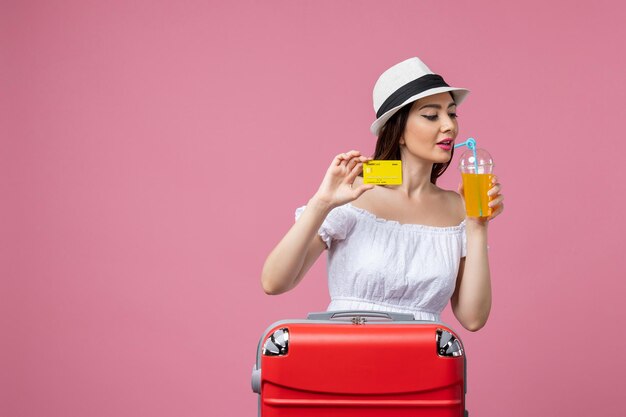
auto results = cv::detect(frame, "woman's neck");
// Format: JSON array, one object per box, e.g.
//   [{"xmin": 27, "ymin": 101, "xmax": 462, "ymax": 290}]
[{"xmin": 387, "ymin": 154, "xmax": 435, "ymax": 200}]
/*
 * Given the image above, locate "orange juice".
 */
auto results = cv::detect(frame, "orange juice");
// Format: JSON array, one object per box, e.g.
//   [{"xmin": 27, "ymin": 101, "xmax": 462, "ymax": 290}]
[{"xmin": 462, "ymin": 173, "xmax": 493, "ymax": 217}]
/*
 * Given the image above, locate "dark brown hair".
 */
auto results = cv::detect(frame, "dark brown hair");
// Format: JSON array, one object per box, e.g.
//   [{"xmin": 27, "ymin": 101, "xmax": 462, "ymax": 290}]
[{"xmin": 371, "ymin": 100, "xmax": 455, "ymax": 185}]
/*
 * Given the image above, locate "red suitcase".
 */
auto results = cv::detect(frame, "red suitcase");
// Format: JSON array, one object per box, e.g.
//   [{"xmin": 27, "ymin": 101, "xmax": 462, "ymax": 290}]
[{"xmin": 252, "ymin": 310, "xmax": 467, "ymax": 417}]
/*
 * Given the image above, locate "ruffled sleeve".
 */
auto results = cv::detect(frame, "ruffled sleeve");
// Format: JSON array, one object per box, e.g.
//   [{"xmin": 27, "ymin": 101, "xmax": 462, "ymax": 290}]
[
  {"xmin": 461, "ymin": 222, "xmax": 467, "ymax": 258},
  {"xmin": 295, "ymin": 204, "xmax": 357, "ymax": 249}
]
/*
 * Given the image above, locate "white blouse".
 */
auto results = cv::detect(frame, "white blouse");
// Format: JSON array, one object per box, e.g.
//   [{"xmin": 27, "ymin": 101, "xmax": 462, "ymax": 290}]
[{"xmin": 295, "ymin": 203, "xmax": 467, "ymax": 321}]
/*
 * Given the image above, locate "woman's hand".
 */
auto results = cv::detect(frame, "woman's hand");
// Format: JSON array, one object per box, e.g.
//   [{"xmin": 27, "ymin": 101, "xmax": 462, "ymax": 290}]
[
  {"xmin": 312, "ymin": 150, "xmax": 375, "ymax": 209},
  {"xmin": 457, "ymin": 175, "xmax": 505, "ymax": 226},
  {"xmin": 486, "ymin": 176, "xmax": 504, "ymax": 220}
]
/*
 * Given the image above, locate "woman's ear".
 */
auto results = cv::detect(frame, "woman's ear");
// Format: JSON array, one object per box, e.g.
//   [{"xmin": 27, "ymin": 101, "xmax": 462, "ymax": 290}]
[{"xmin": 399, "ymin": 136, "xmax": 405, "ymax": 145}]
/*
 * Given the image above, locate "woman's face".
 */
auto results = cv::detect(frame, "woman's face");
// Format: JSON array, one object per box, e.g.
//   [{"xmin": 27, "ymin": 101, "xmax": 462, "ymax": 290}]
[{"xmin": 400, "ymin": 92, "xmax": 459, "ymax": 164}]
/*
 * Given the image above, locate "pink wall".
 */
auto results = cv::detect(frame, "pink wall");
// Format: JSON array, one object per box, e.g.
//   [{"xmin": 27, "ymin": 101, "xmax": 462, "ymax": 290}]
[{"xmin": 2, "ymin": 1, "xmax": 625, "ymax": 416}]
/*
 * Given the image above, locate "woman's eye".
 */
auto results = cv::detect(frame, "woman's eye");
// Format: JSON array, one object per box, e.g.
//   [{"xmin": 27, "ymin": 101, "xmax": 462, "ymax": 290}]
[
  {"xmin": 421, "ymin": 113, "xmax": 458, "ymax": 121},
  {"xmin": 422, "ymin": 113, "xmax": 459, "ymax": 122}
]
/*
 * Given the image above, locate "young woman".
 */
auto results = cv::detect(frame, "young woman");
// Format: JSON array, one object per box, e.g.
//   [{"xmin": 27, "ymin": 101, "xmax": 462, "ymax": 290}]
[{"xmin": 261, "ymin": 57, "xmax": 504, "ymax": 331}]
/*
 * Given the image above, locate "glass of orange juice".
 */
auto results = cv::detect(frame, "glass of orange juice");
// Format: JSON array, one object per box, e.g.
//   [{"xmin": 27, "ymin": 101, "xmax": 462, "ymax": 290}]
[{"xmin": 459, "ymin": 148, "xmax": 494, "ymax": 218}]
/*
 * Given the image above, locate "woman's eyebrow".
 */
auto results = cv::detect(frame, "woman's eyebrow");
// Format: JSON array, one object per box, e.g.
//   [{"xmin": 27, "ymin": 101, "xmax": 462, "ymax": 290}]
[{"xmin": 418, "ymin": 102, "xmax": 457, "ymax": 110}]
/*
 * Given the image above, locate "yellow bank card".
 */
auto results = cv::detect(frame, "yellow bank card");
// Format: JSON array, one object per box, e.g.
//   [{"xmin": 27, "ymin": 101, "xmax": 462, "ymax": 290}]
[{"xmin": 363, "ymin": 160, "xmax": 402, "ymax": 185}]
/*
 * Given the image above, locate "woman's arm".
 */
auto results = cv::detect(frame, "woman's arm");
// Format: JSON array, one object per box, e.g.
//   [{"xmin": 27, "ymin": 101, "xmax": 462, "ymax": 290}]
[
  {"xmin": 451, "ymin": 176, "xmax": 504, "ymax": 331},
  {"xmin": 261, "ymin": 198, "xmax": 330, "ymax": 295},
  {"xmin": 261, "ymin": 151, "xmax": 374, "ymax": 295},
  {"xmin": 451, "ymin": 223, "xmax": 491, "ymax": 332}
]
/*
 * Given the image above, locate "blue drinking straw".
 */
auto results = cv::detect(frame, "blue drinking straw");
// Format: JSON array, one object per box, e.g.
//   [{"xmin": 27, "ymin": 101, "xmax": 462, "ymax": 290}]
[
  {"xmin": 454, "ymin": 137, "xmax": 484, "ymax": 216},
  {"xmin": 454, "ymin": 137, "xmax": 479, "ymax": 173}
]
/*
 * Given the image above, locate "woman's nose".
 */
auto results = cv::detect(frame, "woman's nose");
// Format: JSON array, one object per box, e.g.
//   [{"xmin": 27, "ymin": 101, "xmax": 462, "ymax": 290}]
[
  {"xmin": 440, "ymin": 114, "xmax": 455, "ymax": 133},
  {"xmin": 440, "ymin": 121, "xmax": 453, "ymax": 133}
]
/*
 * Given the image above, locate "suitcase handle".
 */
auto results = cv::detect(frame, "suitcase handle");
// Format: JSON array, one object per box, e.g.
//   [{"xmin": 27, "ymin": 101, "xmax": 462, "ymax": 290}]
[{"xmin": 306, "ymin": 310, "xmax": 415, "ymax": 321}]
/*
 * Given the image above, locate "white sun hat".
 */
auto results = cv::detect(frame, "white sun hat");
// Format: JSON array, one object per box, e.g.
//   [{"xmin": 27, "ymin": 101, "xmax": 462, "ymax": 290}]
[{"xmin": 370, "ymin": 57, "xmax": 470, "ymax": 136}]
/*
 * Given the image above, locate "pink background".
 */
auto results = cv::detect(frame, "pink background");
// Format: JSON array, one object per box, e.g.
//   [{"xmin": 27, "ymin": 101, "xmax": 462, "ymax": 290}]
[{"xmin": 2, "ymin": 1, "xmax": 625, "ymax": 416}]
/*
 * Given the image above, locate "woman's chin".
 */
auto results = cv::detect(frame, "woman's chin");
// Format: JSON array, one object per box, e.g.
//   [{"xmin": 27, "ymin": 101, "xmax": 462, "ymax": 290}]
[
  {"xmin": 404, "ymin": 149, "xmax": 452, "ymax": 164},
  {"xmin": 431, "ymin": 154, "xmax": 452, "ymax": 164}
]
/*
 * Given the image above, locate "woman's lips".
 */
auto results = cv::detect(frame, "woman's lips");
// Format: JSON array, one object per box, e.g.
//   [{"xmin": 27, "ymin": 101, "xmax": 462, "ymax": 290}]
[{"xmin": 436, "ymin": 139, "xmax": 453, "ymax": 150}]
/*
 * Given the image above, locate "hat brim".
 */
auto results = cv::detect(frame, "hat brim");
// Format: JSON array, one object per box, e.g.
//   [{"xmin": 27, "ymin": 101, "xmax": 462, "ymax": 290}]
[{"xmin": 370, "ymin": 87, "xmax": 470, "ymax": 136}]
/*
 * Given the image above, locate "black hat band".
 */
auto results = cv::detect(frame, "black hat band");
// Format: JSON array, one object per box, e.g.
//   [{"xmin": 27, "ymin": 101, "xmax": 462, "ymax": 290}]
[{"xmin": 376, "ymin": 74, "xmax": 451, "ymax": 119}]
